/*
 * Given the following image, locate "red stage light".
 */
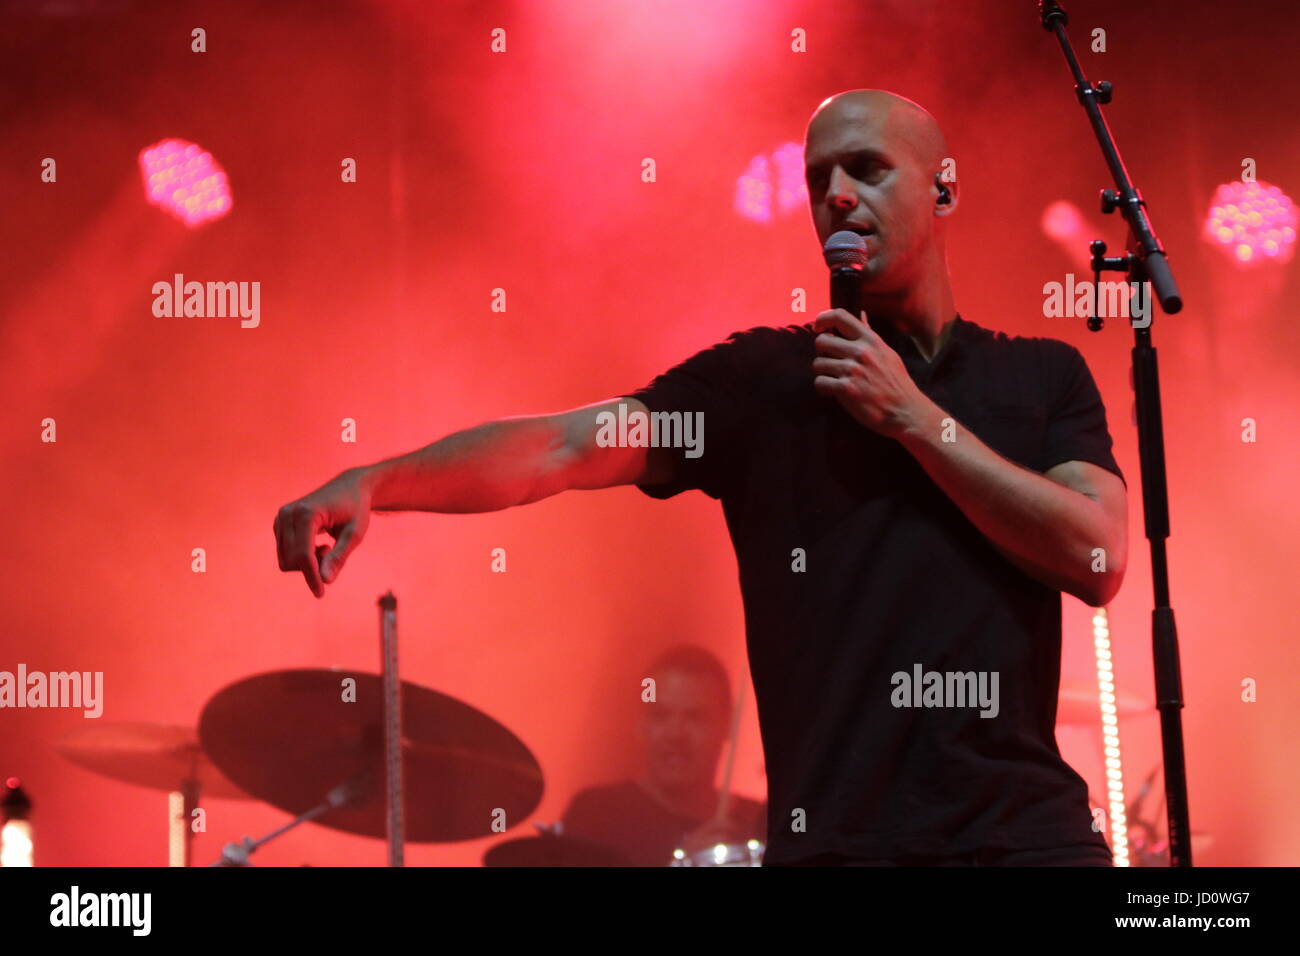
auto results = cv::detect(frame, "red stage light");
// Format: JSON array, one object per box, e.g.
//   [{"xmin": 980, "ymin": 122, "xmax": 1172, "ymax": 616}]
[
  {"xmin": 771, "ymin": 142, "xmax": 807, "ymax": 217},
  {"xmin": 138, "ymin": 139, "xmax": 232, "ymax": 228},
  {"xmin": 735, "ymin": 154, "xmax": 773, "ymax": 223},
  {"xmin": 734, "ymin": 142, "xmax": 808, "ymax": 224},
  {"xmin": 1203, "ymin": 181, "xmax": 1295, "ymax": 266},
  {"xmin": 1041, "ymin": 200, "xmax": 1085, "ymax": 242}
]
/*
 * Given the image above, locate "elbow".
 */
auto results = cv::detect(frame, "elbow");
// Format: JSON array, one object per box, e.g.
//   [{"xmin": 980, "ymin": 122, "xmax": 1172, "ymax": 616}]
[
  {"xmin": 1073, "ymin": 524, "xmax": 1127, "ymax": 607},
  {"xmin": 1079, "ymin": 577, "xmax": 1120, "ymax": 608},
  {"xmin": 1075, "ymin": 563, "xmax": 1125, "ymax": 608}
]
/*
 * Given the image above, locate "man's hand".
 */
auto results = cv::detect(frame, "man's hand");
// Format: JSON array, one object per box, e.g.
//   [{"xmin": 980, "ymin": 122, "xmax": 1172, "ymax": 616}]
[
  {"xmin": 274, "ymin": 468, "xmax": 372, "ymax": 598},
  {"xmin": 811, "ymin": 308, "xmax": 939, "ymax": 439}
]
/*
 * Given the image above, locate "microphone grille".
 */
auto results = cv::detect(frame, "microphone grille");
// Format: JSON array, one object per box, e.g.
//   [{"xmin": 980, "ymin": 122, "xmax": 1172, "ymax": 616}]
[{"xmin": 824, "ymin": 230, "xmax": 869, "ymax": 269}]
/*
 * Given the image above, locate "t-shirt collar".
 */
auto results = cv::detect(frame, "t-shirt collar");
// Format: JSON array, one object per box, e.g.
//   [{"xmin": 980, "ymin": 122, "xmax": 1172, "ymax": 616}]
[{"xmin": 878, "ymin": 313, "xmax": 967, "ymax": 370}]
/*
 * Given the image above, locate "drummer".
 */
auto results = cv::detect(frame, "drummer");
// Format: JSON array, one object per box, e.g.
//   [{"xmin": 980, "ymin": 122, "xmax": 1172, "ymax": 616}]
[{"xmin": 560, "ymin": 645, "xmax": 766, "ymax": 866}]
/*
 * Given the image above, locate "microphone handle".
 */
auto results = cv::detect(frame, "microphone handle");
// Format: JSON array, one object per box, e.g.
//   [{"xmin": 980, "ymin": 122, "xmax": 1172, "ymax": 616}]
[
  {"xmin": 829, "ymin": 265, "xmax": 888, "ymax": 337},
  {"xmin": 829, "ymin": 265, "xmax": 861, "ymax": 321}
]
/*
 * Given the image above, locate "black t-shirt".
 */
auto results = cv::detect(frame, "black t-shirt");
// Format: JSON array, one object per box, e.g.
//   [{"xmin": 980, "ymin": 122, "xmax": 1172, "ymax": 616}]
[
  {"xmin": 626, "ymin": 315, "xmax": 1123, "ymax": 864},
  {"xmin": 561, "ymin": 780, "xmax": 767, "ymax": 867}
]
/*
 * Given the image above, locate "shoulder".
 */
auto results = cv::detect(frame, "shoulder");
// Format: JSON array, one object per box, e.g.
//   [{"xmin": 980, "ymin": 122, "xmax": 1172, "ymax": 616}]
[
  {"xmin": 711, "ymin": 322, "xmax": 815, "ymax": 359},
  {"xmin": 563, "ymin": 780, "xmax": 645, "ymax": 819},
  {"xmin": 638, "ymin": 322, "xmax": 813, "ymax": 392},
  {"xmin": 960, "ymin": 319, "xmax": 1093, "ymax": 405},
  {"xmin": 962, "ymin": 317, "xmax": 1082, "ymax": 368},
  {"xmin": 567, "ymin": 779, "xmax": 640, "ymax": 804}
]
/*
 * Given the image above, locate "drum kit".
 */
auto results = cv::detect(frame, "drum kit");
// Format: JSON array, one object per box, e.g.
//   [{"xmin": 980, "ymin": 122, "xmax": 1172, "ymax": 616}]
[
  {"xmin": 52, "ymin": 594, "xmax": 1191, "ymax": 866},
  {"xmin": 54, "ymin": 672, "xmax": 762, "ymax": 866},
  {"xmin": 53, "ymin": 592, "xmax": 762, "ymax": 867}
]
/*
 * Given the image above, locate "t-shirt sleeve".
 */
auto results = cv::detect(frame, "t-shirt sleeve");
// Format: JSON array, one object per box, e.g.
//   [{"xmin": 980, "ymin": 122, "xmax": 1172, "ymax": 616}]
[
  {"xmin": 623, "ymin": 331, "xmax": 756, "ymax": 500},
  {"xmin": 1043, "ymin": 343, "xmax": 1125, "ymax": 485}
]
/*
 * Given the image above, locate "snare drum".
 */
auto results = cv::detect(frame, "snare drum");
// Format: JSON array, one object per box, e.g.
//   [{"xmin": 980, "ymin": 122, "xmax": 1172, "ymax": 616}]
[{"xmin": 670, "ymin": 838, "xmax": 764, "ymax": 867}]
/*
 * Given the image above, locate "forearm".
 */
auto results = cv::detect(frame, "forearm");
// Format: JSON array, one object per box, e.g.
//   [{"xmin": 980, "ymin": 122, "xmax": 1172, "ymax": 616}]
[
  {"xmin": 896, "ymin": 404, "xmax": 1122, "ymax": 605},
  {"xmin": 358, "ymin": 416, "xmax": 570, "ymax": 514}
]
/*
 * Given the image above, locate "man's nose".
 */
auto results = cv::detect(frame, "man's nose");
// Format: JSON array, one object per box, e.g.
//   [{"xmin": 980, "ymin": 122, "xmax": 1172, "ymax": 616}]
[{"xmin": 827, "ymin": 167, "xmax": 858, "ymax": 210}]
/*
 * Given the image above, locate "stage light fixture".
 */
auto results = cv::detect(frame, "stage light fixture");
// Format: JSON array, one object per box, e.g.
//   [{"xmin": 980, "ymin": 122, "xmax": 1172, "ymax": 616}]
[{"xmin": 139, "ymin": 139, "xmax": 232, "ymax": 228}]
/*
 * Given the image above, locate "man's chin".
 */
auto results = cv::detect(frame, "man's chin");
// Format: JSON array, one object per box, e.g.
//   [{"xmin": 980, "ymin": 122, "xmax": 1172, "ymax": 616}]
[
  {"xmin": 862, "ymin": 256, "xmax": 893, "ymax": 283},
  {"xmin": 653, "ymin": 764, "xmax": 697, "ymax": 789},
  {"xmin": 862, "ymin": 264, "xmax": 908, "ymax": 297}
]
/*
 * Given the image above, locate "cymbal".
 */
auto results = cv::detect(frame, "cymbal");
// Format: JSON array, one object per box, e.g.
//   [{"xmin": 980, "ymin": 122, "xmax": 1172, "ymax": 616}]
[
  {"xmin": 198, "ymin": 669, "xmax": 543, "ymax": 842},
  {"xmin": 1057, "ymin": 680, "xmax": 1149, "ymax": 725},
  {"xmin": 56, "ymin": 722, "xmax": 249, "ymax": 800},
  {"xmin": 484, "ymin": 834, "xmax": 630, "ymax": 867}
]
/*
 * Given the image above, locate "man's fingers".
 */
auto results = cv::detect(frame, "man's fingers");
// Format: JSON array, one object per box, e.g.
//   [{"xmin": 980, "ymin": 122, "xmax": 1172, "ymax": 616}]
[
  {"xmin": 813, "ymin": 375, "xmax": 847, "ymax": 398},
  {"xmin": 282, "ymin": 504, "xmax": 324, "ymax": 597},
  {"xmin": 301, "ymin": 542, "xmax": 325, "ymax": 598},
  {"xmin": 274, "ymin": 511, "xmax": 288, "ymax": 571},
  {"xmin": 274, "ymin": 508, "xmax": 300, "ymax": 573},
  {"xmin": 320, "ymin": 519, "xmax": 365, "ymax": 584},
  {"xmin": 811, "ymin": 356, "xmax": 857, "ymax": 379},
  {"xmin": 813, "ymin": 308, "xmax": 867, "ymax": 338},
  {"xmin": 814, "ymin": 333, "xmax": 866, "ymax": 360}
]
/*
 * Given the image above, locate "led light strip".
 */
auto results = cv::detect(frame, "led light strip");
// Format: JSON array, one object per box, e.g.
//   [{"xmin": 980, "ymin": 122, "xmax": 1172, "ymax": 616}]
[
  {"xmin": 168, "ymin": 790, "xmax": 184, "ymax": 867},
  {"xmin": 1094, "ymin": 608, "xmax": 1129, "ymax": 866}
]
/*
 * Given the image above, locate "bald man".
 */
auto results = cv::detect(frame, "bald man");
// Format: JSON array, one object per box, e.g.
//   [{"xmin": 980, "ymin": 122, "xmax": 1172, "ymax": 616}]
[{"xmin": 274, "ymin": 90, "xmax": 1126, "ymax": 867}]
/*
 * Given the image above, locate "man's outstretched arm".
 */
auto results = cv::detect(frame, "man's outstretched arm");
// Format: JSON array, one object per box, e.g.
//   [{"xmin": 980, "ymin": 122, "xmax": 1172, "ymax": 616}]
[{"xmin": 273, "ymin": 397, "xmax": 665, "ymax": 597}]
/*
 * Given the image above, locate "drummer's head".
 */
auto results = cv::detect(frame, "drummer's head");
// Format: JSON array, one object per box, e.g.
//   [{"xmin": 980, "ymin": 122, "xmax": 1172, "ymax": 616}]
[{"xmin": 640, "ymin": 645, "xmax": 732, "ymax": 792}]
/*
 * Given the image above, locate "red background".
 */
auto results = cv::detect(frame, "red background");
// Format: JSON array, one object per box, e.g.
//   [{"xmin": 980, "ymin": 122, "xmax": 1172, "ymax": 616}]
[{"xmin": 1, "ymin": 0, "xmax": 1296, "ymax": 866}]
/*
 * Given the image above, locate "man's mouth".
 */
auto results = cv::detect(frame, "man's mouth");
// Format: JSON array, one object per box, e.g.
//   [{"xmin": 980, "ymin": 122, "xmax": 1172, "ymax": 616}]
[{"xmin": 838, "ymin": 222, "xmax": 876, "ymax": 238}]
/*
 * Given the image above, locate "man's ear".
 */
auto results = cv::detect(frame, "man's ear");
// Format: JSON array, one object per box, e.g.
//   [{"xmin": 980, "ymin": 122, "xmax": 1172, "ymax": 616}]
[{"xmin": 933, "ymin": 171, "xmax": 958, "ymax": 217}]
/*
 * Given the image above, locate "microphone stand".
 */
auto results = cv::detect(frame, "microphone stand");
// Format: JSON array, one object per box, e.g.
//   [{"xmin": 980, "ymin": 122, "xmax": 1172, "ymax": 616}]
[{"xmin": 1038, "ymin": 0, "xmax": 1192, "ymax": 866}]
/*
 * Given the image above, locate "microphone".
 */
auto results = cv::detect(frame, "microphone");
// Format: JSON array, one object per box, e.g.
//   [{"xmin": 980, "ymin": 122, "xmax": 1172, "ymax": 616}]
[{"xmin": 823, "ymin": 230, "xmax": 867, "ymax": 336}]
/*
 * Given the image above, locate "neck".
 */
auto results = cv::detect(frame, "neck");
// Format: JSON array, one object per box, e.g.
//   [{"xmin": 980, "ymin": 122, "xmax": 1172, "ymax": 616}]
[
  {"xmin": 636, "ymin": 773, "xmax": 718, "ymax": 819},
  {"xmin": 861, "ymin": 256, "xmax": 957, "ymax": 361}
]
